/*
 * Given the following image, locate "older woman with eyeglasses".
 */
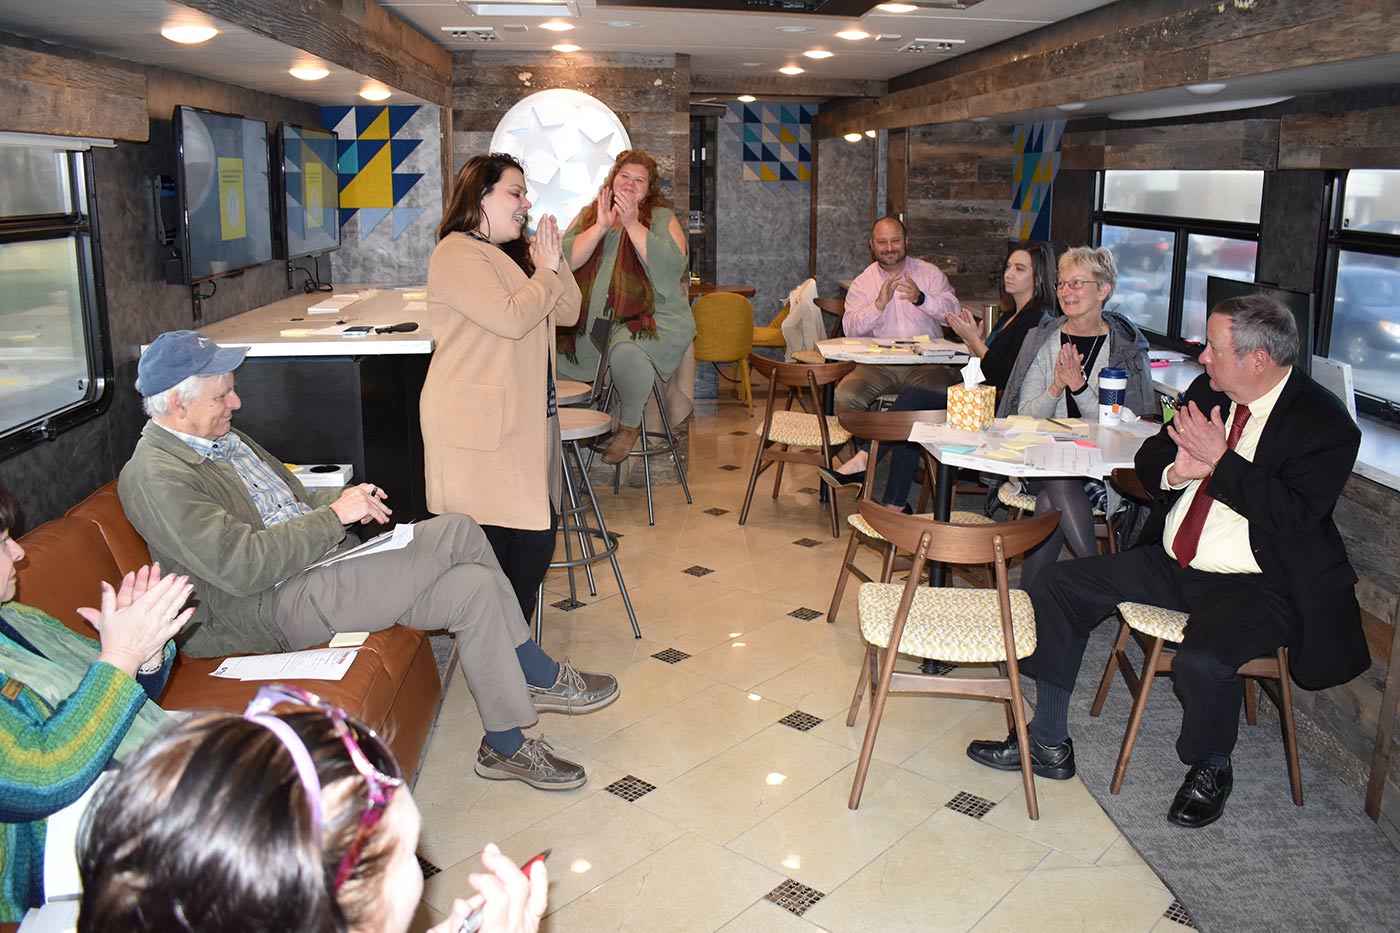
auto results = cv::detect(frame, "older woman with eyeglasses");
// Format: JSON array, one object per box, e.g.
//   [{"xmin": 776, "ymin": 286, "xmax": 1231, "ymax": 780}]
[
  {"xmin": 998, "ymin": 246, "xmax": 1154, "ymax": 589},
  {"xmin": 79, "ymin": 685, "xmax": 546, "ymax": 933}
]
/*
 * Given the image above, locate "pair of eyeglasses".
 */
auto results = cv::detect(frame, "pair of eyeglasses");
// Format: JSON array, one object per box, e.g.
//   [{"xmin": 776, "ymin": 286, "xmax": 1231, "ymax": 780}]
[
  {"xmin": 244, "ymin": 683, "xmax": 405, "ymax": 891},
  {"xmin": 1054, "ymin": 279, "xmax": 1098, "ymax": 292}
]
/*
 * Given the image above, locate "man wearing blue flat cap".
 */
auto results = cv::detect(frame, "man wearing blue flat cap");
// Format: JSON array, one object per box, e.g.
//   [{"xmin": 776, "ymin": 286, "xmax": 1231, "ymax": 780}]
[{"xmin": 119, "ymin": 330, "xmax": 619, "ymax": 791}]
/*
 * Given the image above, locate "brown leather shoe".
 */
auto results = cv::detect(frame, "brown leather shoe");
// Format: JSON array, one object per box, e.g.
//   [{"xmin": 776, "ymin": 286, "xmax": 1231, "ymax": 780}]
[{"xmin": 602, "ymin": 424, "xmax": 641, "ymax": 463}]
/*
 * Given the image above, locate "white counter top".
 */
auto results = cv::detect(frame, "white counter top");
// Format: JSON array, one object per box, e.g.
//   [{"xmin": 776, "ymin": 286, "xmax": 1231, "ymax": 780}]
[{"xmin": 197, "ymin": 285, "xmax": 434, "ymax": 356}]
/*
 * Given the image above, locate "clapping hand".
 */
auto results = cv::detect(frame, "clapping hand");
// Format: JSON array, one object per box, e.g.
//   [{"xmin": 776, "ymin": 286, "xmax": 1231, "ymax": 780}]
[
  {"xmin": 893, "ymin": 275, "xmax": 922, "ymax": 304},
  {"xmin": 613, "ymin": 191, "xmax": 640, "ymax": 229},
  {"xmin": 529, "ymin": 214, "xmax": 562, "ymax": 273},
  {"xmin": 1166, "ymin": 401, "xmax": 1228, "ymax": 482},
  {"xmin": 946, "ymin": 307, "xmax": 982, "ymax": 346},
  {"xmin": 79, "ymin": 563, "xmax": 194, "ymax": 678},
  {"xmin": 1052, "ymin": 342, "xmax": 1086, "ymax": 395},
  {"xmin": 595, "ymin": 189, "xmax": 617, "ymax": 230},
  {"xmin": 875, "ymin": 274, "xmax": 898, "ymax": 311}
]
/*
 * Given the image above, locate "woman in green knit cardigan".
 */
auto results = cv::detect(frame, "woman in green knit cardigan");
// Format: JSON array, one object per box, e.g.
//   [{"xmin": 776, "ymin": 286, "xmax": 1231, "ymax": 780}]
[{"xmin": 0, "ymin": 483, "xmax": 193, "ymax": 922}]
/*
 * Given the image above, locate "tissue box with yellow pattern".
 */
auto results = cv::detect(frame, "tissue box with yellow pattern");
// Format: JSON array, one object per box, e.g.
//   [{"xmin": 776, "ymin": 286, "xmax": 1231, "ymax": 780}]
[{"xmin": 946, "ymin": 384, "xmax": 996, "ymax": 431}]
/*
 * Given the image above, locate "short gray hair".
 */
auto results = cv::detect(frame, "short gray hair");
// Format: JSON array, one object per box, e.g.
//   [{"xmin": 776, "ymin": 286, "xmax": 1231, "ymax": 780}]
[
  {"xmin": 1209, "ymin": 295, "xmax": 1299, "ymax": 365},
  {"xmin": 1058, "ymin": 246, "xmax": 1118, "ymax": 299},
  {"xmin": 142, "ymin": 373, "xmax": 215, "ymax": 418}
]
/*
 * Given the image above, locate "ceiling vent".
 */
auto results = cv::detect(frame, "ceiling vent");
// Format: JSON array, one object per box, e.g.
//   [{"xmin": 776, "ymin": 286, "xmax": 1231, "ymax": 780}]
[
  {"xmin": 442, "ymin": 26, "xmax": 501, "ymax": 41},
  {"xmin": 898, "ymin": 37, "xmax": 966, "ymax": 53}
]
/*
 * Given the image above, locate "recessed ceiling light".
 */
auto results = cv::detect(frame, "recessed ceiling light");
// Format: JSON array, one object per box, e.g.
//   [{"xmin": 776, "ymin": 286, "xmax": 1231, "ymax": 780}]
[
  {"xmin": 877, "ymin": 3, "xmax": 918, "ymax": 12},
  {"xmin": 539, "ymin": 21, "xmax": 573, "ymax": 32},
  {"xmin": 1057, "ymin": 101, "xmax": 1087, "ymax": 111},
  {"xmin": 779, "ymin": 65, "xmax": 804, "ymax": 75},
  {"xmin": 289, "ymin": 64, "xmax": 329, "ymax": 81},
  {"xmin": 970, "ymin": 116, "xmax": 990, "ymax": 122},
  {"xmin": 1186, "ymin": 82, "xmax": 1228, "ymax": 96},
  {"xmin": 161, "ymin": 24, "xmax": 217, "ymax": 44},
  {"xmin": 552, "ymin": 43, "xmax": 580, "ymax": 52},
  {"xmin": 737, "ymin": 94, "xmax": 756, "ymax": 102},
  {"xmin": 359, "ymin": 85, "xmax": 392, "ymax": 101},
  {"xmin": 865, "ymin": 129, "xmax": 876, "ymax": 137},
  {"xmin": 844, "ymin": 132, "xmax": 862, "ymax": 142},
  {"xmin": 739, "ymin": 62, "xmax": 762, "ymax": 68},
  {"xmin": 601, "ymin": 20, "xmax": 638, "ymax": 28},
  {"xmin": 836, "ymin": 29, "xmax": 869, "ymax": 41},
  {"xmin": 804, "ymin": 49, "xmax": 833, "ymax": 59},
  {"xmin": 775, "ymin": 25, "xmax": 814, "ymax": 33}
]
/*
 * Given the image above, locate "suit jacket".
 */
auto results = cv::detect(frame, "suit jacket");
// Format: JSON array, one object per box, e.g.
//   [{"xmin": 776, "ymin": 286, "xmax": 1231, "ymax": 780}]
[
  {"xmin": 422, "ymin": 233, "xmax": 582, "ymax": 531},
  {"xmin": 1135, "ymin": 370, "xmax": 1367, "ymax": 690}
]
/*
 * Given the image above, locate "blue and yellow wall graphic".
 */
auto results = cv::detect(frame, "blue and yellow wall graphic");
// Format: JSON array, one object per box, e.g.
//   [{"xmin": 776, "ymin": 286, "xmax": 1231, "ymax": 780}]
[
  {"xmin": 721, "ymin": 103, "xmax": 817, "ymax": 193},
  {"xmin": 1011, "ymin": 120, "xmax": 1066, "ymax": 242},
  {"xmin": 321, "ymin": 105, "xmax": 426, "ymax": 240}
]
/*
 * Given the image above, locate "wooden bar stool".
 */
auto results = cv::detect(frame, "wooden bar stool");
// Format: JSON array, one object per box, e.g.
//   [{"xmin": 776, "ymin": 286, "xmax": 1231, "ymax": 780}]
[
  {"xmin": 534, "ymin": 407, "xmax": 641, "ymax": 643},
  {"xmin": 1089, "ymin": 601, "xmax": 1303, "ymax": 804}
]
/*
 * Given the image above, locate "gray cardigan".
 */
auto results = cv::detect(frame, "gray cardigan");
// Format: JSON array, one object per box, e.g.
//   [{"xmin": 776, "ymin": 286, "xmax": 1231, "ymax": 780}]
[{"xmin": 997, "ymin": 310, "xmax": 1154, "ymax": 421}]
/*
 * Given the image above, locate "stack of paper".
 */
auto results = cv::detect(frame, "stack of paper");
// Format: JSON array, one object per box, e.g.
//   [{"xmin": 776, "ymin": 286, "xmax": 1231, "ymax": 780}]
[{"xmin": 211, "ymin": 647, "xmax": 360, "ymax": 681}]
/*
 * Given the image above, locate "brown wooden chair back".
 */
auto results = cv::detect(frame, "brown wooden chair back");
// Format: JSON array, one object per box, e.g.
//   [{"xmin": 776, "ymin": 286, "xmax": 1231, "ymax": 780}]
[
  {"xmin": 1109, "ymin": 467, "xmax": 1151, "ymax": 504},
  {"xmin": 814, "ymin": 297, "xmax": 845, "ymax": 338},
  {"xmin": 747, "ymin": 353, "xmax": 853, "ymax": 389},
  {"xmin": 856, "ymin": 500, "xmax": 1060, "ymax": 567},
  {"xmin": 837, "ymin": 409, "xmax": 945, "ymax": 444}
]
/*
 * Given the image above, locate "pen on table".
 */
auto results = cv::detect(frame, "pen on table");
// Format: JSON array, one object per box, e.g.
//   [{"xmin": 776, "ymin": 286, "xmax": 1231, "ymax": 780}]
[
  {"xmin": 1047, "ymin": 418, "xmax": 1074, "ymax": 430},
  {"xmin": 457, "ymin": 849, "xmax": 551, "ymax": 933}
]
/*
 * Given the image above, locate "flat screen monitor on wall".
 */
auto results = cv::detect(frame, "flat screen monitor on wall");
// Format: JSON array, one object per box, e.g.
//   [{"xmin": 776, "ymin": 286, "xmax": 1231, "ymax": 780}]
[
  {"xmin": 174, "ymin": 105, "xmax": 273, "ymax": 283},
  {"xmin": 1204, "ymin": 276, "xmax": 1314, "ymax": 376},
  {"xmin": 274, "ymin": 122, "xmax": 340, "ymax": 260}
]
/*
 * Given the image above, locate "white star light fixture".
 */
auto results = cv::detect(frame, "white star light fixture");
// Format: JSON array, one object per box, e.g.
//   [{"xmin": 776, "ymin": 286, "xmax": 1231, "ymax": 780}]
[{"xmin": 490, "ymin": 89, "xmax": 632, "ymax": 234}]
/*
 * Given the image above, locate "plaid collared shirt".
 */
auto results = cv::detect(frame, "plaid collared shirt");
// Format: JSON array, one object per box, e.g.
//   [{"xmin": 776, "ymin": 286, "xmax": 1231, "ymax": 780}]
[{"xmin": 156, "ymin": 422, "xmax": 312, "ymax": 528}]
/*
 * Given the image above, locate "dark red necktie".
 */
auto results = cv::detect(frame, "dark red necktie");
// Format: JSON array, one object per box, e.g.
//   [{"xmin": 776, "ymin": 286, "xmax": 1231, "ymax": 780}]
[{"xmin": 1173, "ymin": 404, "xmax": 1251, "ymax": 568}]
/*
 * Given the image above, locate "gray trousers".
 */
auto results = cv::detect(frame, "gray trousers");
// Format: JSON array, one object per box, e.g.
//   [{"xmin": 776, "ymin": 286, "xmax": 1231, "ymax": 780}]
[
  {"xmin": 833, "ymin": 363, "xmax": 958, "ymax": 415},
  {"xmin": 274, "ymin": 514, "xmax": 538, "ymax": 732}
]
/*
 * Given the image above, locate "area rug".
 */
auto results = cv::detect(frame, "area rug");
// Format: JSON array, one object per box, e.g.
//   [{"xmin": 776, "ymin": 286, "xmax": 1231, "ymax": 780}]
[{"xmin": 1044, "ymin": 622, "xmax": 1400, "ymax": 932}]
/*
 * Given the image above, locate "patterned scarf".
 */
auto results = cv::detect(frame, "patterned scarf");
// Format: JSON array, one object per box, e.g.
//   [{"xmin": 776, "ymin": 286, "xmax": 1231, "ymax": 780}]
[
  {"xmin": 557, "ymin": 227, "xmax": 657, "ymax": 363},
  {"xmin": 0, "ymin": 602, "xmax": 171, "ymax": 762}
]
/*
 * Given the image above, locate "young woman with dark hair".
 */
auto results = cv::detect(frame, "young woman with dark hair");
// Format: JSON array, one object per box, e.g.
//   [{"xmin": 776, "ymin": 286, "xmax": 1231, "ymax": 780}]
[
  {"xmin": 556, "ymin": 149, "xmax": 693, "ymax": 463},
  {"xmin": 422, "ymin": 153, "xmax": 582, "ymax": 625},
  {"xmin": 78, "ymin": 686, "xmax": 545, "ymax": 933}
]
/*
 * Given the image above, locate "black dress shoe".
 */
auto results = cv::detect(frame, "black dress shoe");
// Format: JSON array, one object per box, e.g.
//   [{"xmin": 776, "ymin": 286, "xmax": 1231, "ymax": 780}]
[
  {"xmin": 1167, "ymin": 762, "xmax": 1232, "ymax": 828},
  {"xmin": 817, "ymin": 466, "xmax": 865, "ymax": 489},
  {"xmin": 966, "ymin": 731, "xmax": 1076, "ymax": 780}
]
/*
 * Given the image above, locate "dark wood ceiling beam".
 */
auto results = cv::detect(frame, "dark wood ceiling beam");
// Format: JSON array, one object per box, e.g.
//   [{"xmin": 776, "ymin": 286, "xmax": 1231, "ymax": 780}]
[
  {"xmin": 817, "ymin": 0, "xmax": 1397, "ymax": 138},
  {"xmin": 0, "ymin": 32, "xmax": 148, "ymax": 141},
  {"xmin": 177, "ymin": 0, "xmax": 451, "ymax": 105},
  {"xmin": 692, "ymin": 73, "xmax": 885, "ymax": 100}
]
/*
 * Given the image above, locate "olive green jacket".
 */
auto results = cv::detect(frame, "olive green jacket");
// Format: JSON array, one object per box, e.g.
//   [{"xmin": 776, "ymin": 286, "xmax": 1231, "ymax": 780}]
[{"xmin": 118, "ymin": 421, "xmax": 347, "ymax": 657}]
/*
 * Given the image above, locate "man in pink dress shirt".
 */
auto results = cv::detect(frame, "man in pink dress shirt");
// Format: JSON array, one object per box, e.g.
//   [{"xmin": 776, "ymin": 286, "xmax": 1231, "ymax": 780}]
[{"xmin": 835, "ymin": 216, "xmax": 961, "ymax": 414}]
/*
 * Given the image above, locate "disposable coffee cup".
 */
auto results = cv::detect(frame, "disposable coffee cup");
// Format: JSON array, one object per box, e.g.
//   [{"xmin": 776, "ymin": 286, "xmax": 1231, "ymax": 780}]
[{"xmin": 1098, "ymin": 367, "xmax": 1128, "ymax": 423}]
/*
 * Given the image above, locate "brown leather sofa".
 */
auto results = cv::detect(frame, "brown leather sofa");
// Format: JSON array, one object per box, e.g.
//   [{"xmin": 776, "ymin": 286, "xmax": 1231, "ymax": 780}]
[{"xmin": 13, "ymin": 481, "xmax": 442, "ymax": 781}]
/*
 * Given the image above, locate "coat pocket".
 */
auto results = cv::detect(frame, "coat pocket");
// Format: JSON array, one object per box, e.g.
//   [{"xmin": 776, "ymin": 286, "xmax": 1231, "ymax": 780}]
[{"xmin": 444, "ymin": 382, "xmax": 504, "ymax": 451}]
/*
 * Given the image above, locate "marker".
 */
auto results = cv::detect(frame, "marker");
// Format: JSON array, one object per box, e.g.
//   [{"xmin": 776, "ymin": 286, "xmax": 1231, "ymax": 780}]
[{"xmin": 457, "ymin": 849, "xmax": 551, "ymax": 933}]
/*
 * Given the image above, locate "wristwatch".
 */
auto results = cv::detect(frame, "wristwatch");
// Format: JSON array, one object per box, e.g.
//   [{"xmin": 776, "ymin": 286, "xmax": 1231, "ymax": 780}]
[{"xmin": 913, "ymin": 291, "xmax": 925, "ymax": 306}]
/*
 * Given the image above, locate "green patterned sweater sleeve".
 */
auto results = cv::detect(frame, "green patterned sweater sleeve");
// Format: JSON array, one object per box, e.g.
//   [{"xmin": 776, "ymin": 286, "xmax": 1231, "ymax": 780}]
[
  {"xmin": 0, "ymin": 661, "xmax": 150, "ymax": 822},
  {"xmin": 644, "ymin": 208, "xmax": 688, "ymax": 289}
]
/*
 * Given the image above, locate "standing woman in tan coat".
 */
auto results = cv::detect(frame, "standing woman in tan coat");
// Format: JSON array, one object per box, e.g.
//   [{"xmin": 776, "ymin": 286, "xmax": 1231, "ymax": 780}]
[{"xmin": 422, "ymin": 153, "xmax": 581, "ymax": 622}]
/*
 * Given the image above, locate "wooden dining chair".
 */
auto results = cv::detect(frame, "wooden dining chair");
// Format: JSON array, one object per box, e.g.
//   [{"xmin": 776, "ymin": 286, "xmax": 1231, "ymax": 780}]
[
  {"xmin": 739, "ymin": 354, "xmax": 855, "ymax": 537},
  {"xmin": 825, "ymin": 409, "xmax": 995, "ymax": 624},
  {"xmin": 814, "ymin": 296, "xmax": 845, "ymax": 339},
  {"xmin": 1088, "ymin": 601, "xmax": 1304, "ymax": 804},
  {"xmin": 845, "ymin": 503, "xmax": 1061, "ymax": 818}
]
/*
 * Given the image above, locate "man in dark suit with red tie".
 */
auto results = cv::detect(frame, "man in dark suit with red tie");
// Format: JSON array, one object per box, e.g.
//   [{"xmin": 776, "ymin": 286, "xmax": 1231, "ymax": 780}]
[{"xmin": 966, "ymin": 294, "xmax": 1369, "ymax": 827}]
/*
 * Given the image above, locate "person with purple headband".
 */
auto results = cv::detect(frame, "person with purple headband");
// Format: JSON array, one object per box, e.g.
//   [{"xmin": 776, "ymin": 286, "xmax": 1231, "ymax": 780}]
[{"xmin": 79, "ymin": 684, "xmax": 545, "ymax": 932}]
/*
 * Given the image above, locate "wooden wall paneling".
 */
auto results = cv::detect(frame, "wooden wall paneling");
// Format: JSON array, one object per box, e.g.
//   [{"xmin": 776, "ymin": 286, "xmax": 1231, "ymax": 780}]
[
  {"xmin": 1257, "ymin": 169, "xmax": 1328, "ymax": 298},
  {"xmin": 1280, "ymin": 105, "xmax": 1400, "ymax": 169},
  {"xmin": 817, "ymin": 0, "xmax": 1392, "ymax": 138},
  {"xmin": 0, "ymin": 33, "xmax": 148, "ymax": 141}
]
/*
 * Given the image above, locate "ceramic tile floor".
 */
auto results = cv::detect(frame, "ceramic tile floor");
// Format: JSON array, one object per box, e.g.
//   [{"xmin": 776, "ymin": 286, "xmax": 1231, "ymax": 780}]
[{"xmin": 408, "ymin": 391, "xmax": 1193, "ymax": 933}]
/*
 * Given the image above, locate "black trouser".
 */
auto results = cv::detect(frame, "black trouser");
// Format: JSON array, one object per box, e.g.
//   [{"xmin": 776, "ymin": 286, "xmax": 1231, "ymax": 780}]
[
  {"xmin": 1021, "ymin": 545, "xmax": 1297, "ymax": 765},
  {"xmin": 481, "ymin": 507, "xmax": 559, "ymax": 623}
]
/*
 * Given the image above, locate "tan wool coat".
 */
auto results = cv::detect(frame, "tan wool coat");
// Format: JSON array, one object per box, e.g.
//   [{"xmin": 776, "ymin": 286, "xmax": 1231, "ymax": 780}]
[{"xmin": 422, "ymin": 233, "xmax": 582, "ymax": 531}]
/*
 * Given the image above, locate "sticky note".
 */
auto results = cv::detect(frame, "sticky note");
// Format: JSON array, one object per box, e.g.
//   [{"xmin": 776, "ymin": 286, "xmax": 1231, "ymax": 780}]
[
  {"xmin": 1074, "ymin": 440, "xmax": 1097, "ymax": 448},
  {"xmin": 279, "ymin": 328, "xmax": 315, "ymax": 337},
  {"xmin": 913, "ymin": 334, "xmax": 931, "ymax": 343},
  {"xmin": 939, "ymin": 444, "xmax": 978, "ymax": 454},
  {"xmin": 985, "ymin": 449, "xmax": 1023, "ymax": 461}
]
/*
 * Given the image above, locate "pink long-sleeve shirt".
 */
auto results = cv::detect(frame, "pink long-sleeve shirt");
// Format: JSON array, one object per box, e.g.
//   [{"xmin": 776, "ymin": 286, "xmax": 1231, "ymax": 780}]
[{"xmin": 842, "ymin": 257, "xmax": 959, "ymax": 338}]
